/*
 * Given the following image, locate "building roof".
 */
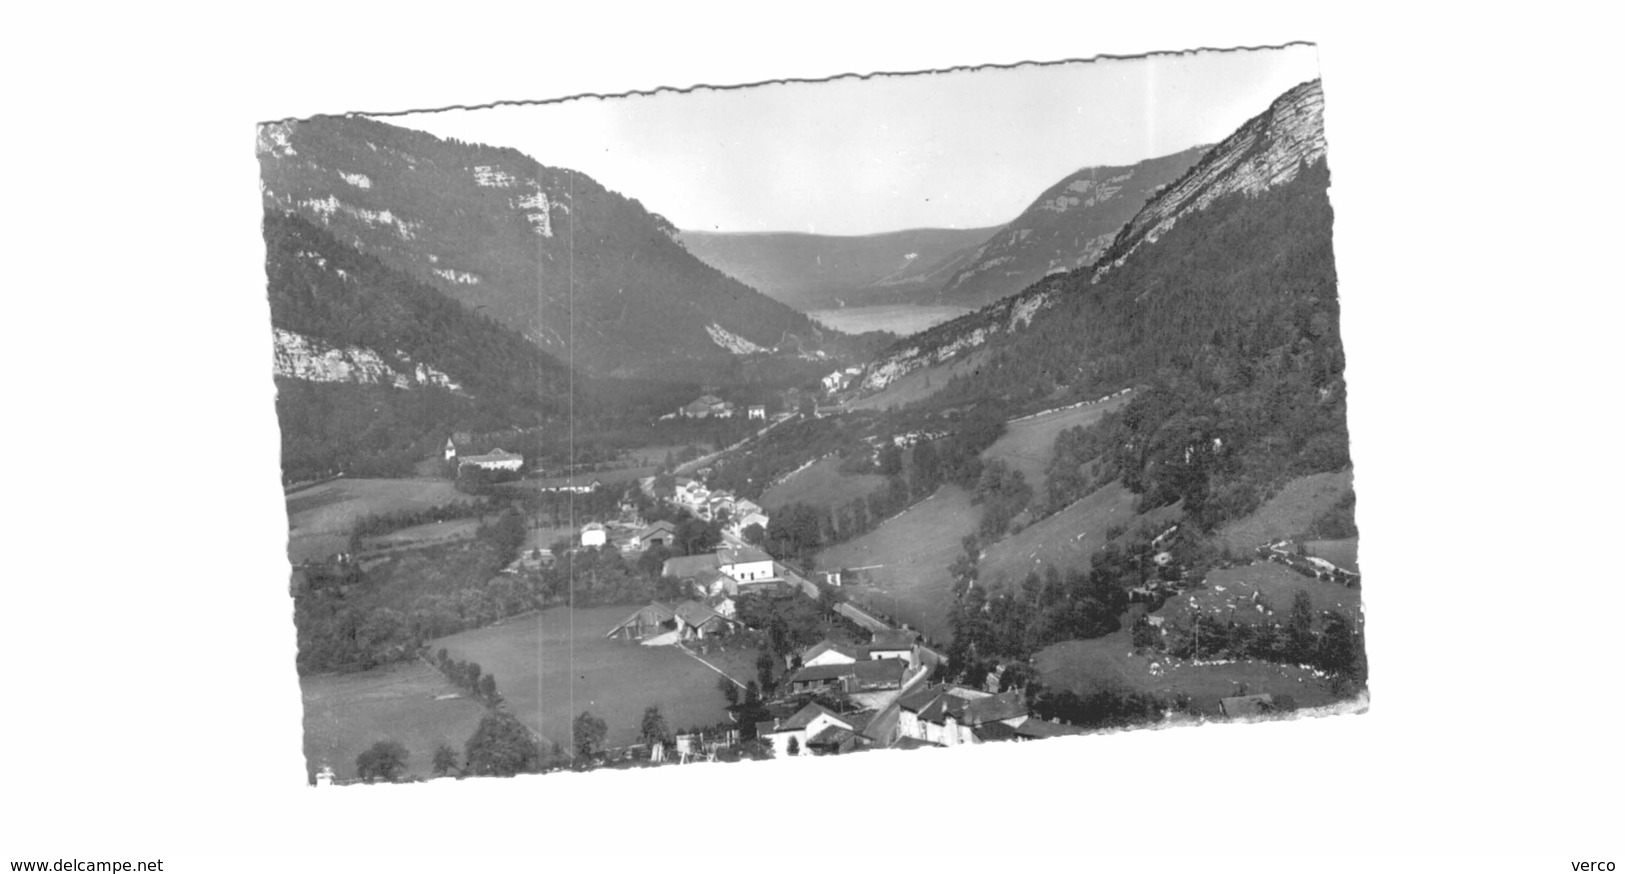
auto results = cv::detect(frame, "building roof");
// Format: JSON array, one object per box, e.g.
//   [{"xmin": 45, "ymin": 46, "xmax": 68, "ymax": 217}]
[
  {"xmin": 788, "ymin": 663, "xmax": 856, "ymax": 684},
  {"xmin": 780, "ymin": 702, "xmax": 852, "ymax": 732},
  {"xmin": 1010, "ymin": 717, "xmax": 1088, "ymax": 739},
  {"xmin": 461, "ymin": 448, "xmax": 524, "ymax": 463},
  {"xmin": 851, "ymin": 659, "xmax": 905, "ymax": 687},
  {"xmin": 673, "ymin": 600, "xmax": 726, "ymax": 628},
  {"xmin": 869, "ymin": 628, "xmax": 917, "ymax": 650},
  {"xmin": 806, "ymin": 725, "xmax": 856, "ymax": 749},
  {"xmin": 662, "ymin": 554, "xmax": 720, "ymax": 578},
  {"xmin": 582, "ymin": 522, "xmax": 605, "ymax": 532},
  {"xmin": 971, "ymin": 721, "xmax": 1022, "ymax": 742},
  {"xmin": 802, "ymin": 639, "xmax": 863, "ymax": 664},
  {"xmin": 960, "ymin": 689, "xmax": 1028, "ymax": 726},
  {"xmin": 719, "ymin": 545, "xmax": 773, "ymax": 565},
  {"xmin": 637, "ymin": 520, "xmax": 678, "ymax": 539},
  {"xmin": 891, "ymin": 736, "xmax": 941, "ymax": 751},
  {"xmin": 605, "ymin": 602, "xmax": 676, "ymax": 636}
]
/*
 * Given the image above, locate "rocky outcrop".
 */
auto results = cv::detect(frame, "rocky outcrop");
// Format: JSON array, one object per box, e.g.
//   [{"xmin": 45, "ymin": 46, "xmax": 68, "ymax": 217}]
[
  {"xmin": 1094, "ymin": 79, "xmax": 1326, "ymax": 281},
  {"xmin": 935, "ymin": 146, "xmax": 1207, "ymax": 309},
  {"xmin": 271, "ymin": 328, "xmax": 460, "ymax": 391}
]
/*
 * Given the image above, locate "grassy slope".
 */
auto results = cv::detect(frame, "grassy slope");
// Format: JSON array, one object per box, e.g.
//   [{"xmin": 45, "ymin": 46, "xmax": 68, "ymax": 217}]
[
  {"xmin": 978, "ymin": 481, "xmax": 1180, "ymax": 589},
  {"xmin": 981, "ymin": 394, "xmax": 1132, "ymax": 494},
  {"xmin": 816, "ymin": 485, "xmax": 978, "ymax": 643},
  {"xmin": 285, "ymin": 477, "xmax": 466, "ymax": 562},
  {"xmin": 1160, "ymin": 560, "xmax": 1360, "ymax": 628},
  {"xmin": 301, "ymin": 660, "xmax": 488, "ymax": 782},
  {"xmin": 1035, "ymin": 629, "xmax": 1339, "ymax": 716},
  {"xmin": 1215, "ymin": 469, "xmax": 1354, "ymax": 554},
  {"xmin": 759, "ymin": 455, "xmax": 888, "ymax": 512},
  {"xmin": 840, "ymin": 348, "xmax": 993, "ymax": 412}
]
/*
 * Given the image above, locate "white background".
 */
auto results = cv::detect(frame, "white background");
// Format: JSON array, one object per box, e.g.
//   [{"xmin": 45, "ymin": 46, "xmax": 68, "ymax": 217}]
[{"xmin": 2, "ymin": 2, "xmax": 1618, "ymax": 872}]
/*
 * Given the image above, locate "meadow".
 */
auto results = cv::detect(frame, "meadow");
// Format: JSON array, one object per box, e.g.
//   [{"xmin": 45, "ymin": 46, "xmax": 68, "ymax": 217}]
[
  {"xmin": 817, "ymin": 485, "xmax": 978, "ymax": 643},
  {"xmin": 981, "ymin": 394, "xmax": 1132, "ymax": 492},
  {"xmin": 759, "ymin": 455, "xmax": 887, "ymax": 512},
  {"xmin": 301, "ymin": 659, "xmax": 487, "ymax": 782},
  {"xmin": 433, "ymin": 606, "xmax": 762, "ymax": 749},
  {"xmin": 1215, "ymin": 469, "xmax": 1354, "ymax": 554},
  {"xmin": 1034, "ymin": 628, "xmax": 1340, "ymax": 716},
  {"xmin": 286, "ymin": 477, "xmax": 464, "ymax": 562},
  {"xmin": 978, "ymin": 480, "xmax": 1180, "ymax": 589}
]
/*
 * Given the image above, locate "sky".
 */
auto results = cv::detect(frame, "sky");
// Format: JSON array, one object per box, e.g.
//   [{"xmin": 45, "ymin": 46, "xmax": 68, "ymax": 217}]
[{"xmin": 392, "ymin": 46, "xmax": 1320, "ymax": 236}]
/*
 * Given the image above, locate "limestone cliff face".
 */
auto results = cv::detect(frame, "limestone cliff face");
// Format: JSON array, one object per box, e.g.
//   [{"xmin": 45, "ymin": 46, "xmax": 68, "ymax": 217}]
[
  {"xmin": 272, "ymin": 328, "xmax": 460, "ymax": 391},
  {"xmin": 936, "ymin": 145, "xmax": 1207, "ymax": 309},
  {"xmin": 1093, "ymin": 79, "xmax": 1326, "ymax": 281},
  {"xmin": 850, "ymin": 79, "xmax": 1329, "ymax": 397}
]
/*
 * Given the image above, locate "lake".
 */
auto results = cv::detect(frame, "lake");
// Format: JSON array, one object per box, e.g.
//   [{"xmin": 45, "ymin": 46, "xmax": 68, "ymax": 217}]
[{"xmin": 809, "ymin": 304, "xmax": 973, "ymax": 337}]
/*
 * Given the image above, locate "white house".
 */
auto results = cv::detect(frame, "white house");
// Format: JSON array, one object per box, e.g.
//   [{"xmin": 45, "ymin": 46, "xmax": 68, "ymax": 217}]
[
  {"xmin": 756, "ymin": 703, "xmax": 854, "ymax": 757},
  {"xmin": 867, "ymin": 628, "xmax": 919, "ymax": 668},
  {"xmin": 718, "ymin": 545, "xmax": 775, "ymax": 584},
  {"xmin": 443, "ymin": 437, "xmax": 457, "ymax": 462},
  {"xmin": 747, "ymin": 404, "xmax": 767, "ymax": 420},
  {"xmin": 459, "ymin": 448, "xmax": 525, "ymax": 472},
  {"xmin": 580, "ymin": 522, "xmax": 607, "ymax": 548},
  {"xmin": 800, "ymin": 639, "xmax": 863, "ymax": 668}
]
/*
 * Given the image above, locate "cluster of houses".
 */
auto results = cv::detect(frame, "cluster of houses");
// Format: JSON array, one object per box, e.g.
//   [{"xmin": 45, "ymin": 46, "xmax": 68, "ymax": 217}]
[
  {"xmin": 754, "ymin": 627, "xmax": 1086, "ymax": 756},
  {"xmin": 670, "ymin": 394, "xmax": 770, "ymax": 421},
  {"xmin": 444, "ymin": 437, "xmax": 525, "ymax": 472},
  {"xmin": 673, "ymin": 477, "xmax": 769, "ymax": 540},
  {"xmin": 820, "ymin": 365, "xmax": 864, "ymax": 394}
]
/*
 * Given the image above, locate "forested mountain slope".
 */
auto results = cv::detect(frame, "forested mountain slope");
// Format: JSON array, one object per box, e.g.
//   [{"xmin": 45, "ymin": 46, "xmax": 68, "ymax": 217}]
[
  {"xmin": 258, "ymin": 115, "xmax": 832, "ymax": 380},
  {"xmin": 853, "ymin": 79, "xmax": 1345, "ymax": 531},
  {"xmin": 264, "ymin": 209, "xmax": 574, "ymax": 480},
  {"xmin": 934, "ymin": 145, "xmax": 1208, "ymax": 309}
]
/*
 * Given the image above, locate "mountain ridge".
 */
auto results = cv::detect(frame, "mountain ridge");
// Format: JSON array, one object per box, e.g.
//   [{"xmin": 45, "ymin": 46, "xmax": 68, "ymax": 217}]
[{"xmin": 258, "ymin": 116, "xmax": 836, "ymax": 381}]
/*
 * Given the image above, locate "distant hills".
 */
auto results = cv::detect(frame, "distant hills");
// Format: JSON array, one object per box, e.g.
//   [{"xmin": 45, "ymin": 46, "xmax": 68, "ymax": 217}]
[
  {"xmin": 258, "ymin": 115, "xmax": 838, "ymax": 381},
  {"xmin": 677, "ymin": 226, "xmax": 1000, "ymax": 312},
  {"xmin": 856, "ymin": 78, "xmax": 1335, "ymax": 406},
  {"xmin": 678, "ymin": 146, "xmax": 1209, "ymax": 315},
  {"xmin": 933, "ymin": 145, "xmax": 1209, "ymax": 309}
]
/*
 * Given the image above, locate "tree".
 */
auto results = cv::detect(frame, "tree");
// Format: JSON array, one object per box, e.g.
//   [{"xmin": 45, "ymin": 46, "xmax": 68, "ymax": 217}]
[
  {"xmin": 355, "ymin": 740, "xmax": 409, "ymax": 783},
  {"xmin": 572, "ymin": 710, "xmax": 608, "ymax": 759},
  {"xmin": 639, "ymin": 706, "xmax": 670, "ymax": 746},
  {"xmin": 464, "ymin": 711, "xmax": 541, "ymax": 777},
  {"xmin": 756, "ymin": 651, "xmax": 776, "ymax": 694},
  {"xmin": 717, "ymin": 674, "xmax": 740, "ymax": 706},
  {"xmin": 1287, "ymin": 589, "xmax": 1316, "ymax": 663},
  {"xmin": 431, "ymin": 743, "xmax": 459, "ymax": 777},
  {"xmin": 785, "ymin": 736, "xmax": 800, "ymax": 756},
  {"xmin": 741, "ymin": 522, "xmax": 766, "ymax": 545},
  {"xmin": 478, "ymin": 673, "xmax": 499, "ymax": 704}
]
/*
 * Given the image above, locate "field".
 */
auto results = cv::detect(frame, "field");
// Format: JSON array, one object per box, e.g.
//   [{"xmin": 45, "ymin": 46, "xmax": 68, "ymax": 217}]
[
  {"xmin": 1035, "ymin": 628, "xmax": 1341, "ymax": 716},
  {"xmin": 433, "ymin": 606, "xmax": 764, "ymax": 749},
  {"xmin": 1304, "ymin": 538, "xmax": 1358, "ymax": 572},
  {"xmin": 1163, "ymin": 560, "xmax": 1361, "ymax": 627},
  {"xmin": 808, "ymin": 304, "xmax": 973, "ymax": 337},
  {"xmin": 817, "ymin": 485, "xmax": 978, "ymax": 642},
  {"xmin": 759, "ymin": 455, "xmax": 888, "ymax": 512},
  {"xmin": 286, "ymin": 477, "xmax": 465, "ymax": 562},
  {"xmin": 301, "ymin": 659, "xmax": 488, "ymax": 782},
  {"xmin": 978, "ymin": 480, "xmax": 1181, "ymax": 588},
  {"xmin": 1216, "ymin": 469, "xmax": 1355, "ymax": 554},
  {"xmin": 841, "ymin": 348, "xmax": 993, "ymax": 412},
  {"xmin": 362, "ymin": 518, "xmax": 482, "ymax": 551},
  {"xmin": 982, "ymin": 394, "xmax": 1132, "ymax": 492}
]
